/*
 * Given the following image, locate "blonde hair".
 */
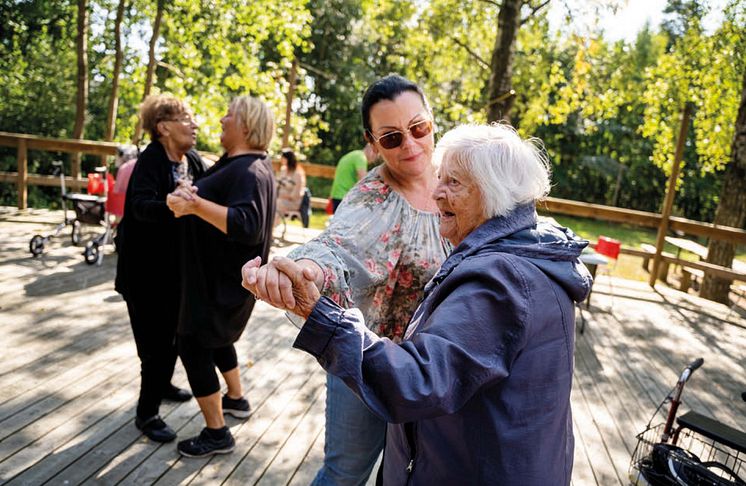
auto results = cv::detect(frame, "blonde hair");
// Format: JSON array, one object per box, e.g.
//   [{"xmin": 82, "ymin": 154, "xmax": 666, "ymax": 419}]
[
  {"xmin": 434, "ymin": 123, "xmax": 552, "ymax": 218},
  {"xmin": 139, "ymin": 95, "xmax": 189, "ymax": 140},
  {"xmin": 230, "ymin": 96, "xmax": 275, "ymax": 151}
]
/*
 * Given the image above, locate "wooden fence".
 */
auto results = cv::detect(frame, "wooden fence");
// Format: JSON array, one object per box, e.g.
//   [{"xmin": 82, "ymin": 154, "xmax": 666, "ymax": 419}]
[
  {"xmin": 2, "ymin": 130, "xmax": 745, "ymax": 251},
  {"xmin": 0, "ymin": 131, "xmax": 119, "ymax": 209}
]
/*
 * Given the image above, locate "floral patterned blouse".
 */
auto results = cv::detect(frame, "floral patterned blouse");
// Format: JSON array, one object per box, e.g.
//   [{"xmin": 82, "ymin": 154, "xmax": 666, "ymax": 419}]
[{"xmin": 289, "ymin": 165, "xmax": 451, "ymax": 341}]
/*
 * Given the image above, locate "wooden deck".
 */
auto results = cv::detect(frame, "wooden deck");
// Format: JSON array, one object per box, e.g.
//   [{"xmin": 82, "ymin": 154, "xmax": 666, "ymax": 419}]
[{"xmin": 0, "ymin": 207, "xmax": 744, "ymax": 485}]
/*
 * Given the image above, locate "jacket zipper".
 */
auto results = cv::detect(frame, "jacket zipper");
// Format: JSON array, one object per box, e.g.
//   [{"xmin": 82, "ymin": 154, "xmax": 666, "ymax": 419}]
[{"xmin": 404, "ymin": 422, "xmax": 417, "ymax": 482}]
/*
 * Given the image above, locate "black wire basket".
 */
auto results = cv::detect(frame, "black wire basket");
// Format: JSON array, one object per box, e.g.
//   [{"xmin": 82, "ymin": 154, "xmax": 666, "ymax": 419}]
[{"xmin": 629, "ymin": 423, "xmax": 746, "ymax": 485}]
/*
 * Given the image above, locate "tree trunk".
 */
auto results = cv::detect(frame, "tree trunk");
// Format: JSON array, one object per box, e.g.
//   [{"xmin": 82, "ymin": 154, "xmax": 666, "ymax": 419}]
[
  {"xmin": 699, "ymin": 70, "xmax": 746, "ymax": 304},
  {"xmin": 133, "ymin": 0, "xmax": 165, "ymax": 145},
  {"xmin": 485, "ymin": 0, "xmax": 522, "ymax": 123},
  {"xmin": 103, "ymin": 0, "xmax": 126, "ymax": 146},
  {"xmin": 72, "ymin": 0, "xmax": 89, "ymax": 182},
  {"xmin": 282, "ymin": 57, "xmax": 298, "ymax": 148}
]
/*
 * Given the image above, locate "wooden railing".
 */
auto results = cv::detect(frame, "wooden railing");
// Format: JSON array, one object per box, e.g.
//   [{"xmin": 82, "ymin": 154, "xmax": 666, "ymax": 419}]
[
  {"xmin": 2, "ymin": 131, "xmax": 745, "ymax": 248},
  {"xmin": 539, "ymin": 198, "xmax": 746, "ymax": 245},
  {"xmin": 0, "ymin": 131, "xmax": 339, "ymax": 210},
  {"xmin": 0, "ymin": 131, "xmax": 119, "ymax": 209}
]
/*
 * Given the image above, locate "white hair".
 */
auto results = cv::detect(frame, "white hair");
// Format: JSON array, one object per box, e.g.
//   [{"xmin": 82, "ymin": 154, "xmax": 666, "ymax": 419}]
[
  {"xmin": 433, "ymin": 123, "xmax": 551, "ymax": 218},
  {"xmin": 116, "ymin": 145, "xmax": 139, "ymax": 167}
]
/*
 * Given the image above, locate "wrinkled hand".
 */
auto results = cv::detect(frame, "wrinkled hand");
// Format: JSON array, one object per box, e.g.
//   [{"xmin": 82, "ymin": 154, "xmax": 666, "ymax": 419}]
[
  {"xmin": 242, "ymin": 256, "xmax": 321, "ymax": 319},
  {"xmin": 166, "ymin": 185, "xmax": 199, "ymax": 217}
]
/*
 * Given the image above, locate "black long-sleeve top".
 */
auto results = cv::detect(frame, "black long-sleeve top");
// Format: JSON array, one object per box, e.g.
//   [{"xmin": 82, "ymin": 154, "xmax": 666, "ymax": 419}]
[
  {"xmin": 177, "ymin": 153, "xmax": 276, "ymax": 348},
  {"xmin": 114, "ymin": 140, "xmax": 206, "ymax": 299}
]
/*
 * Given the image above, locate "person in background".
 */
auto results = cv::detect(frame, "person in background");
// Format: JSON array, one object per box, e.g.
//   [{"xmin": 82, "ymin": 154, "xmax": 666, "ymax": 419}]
[
  {"xmin": 275, "ymin": 149, "xmax": 306, "ymax": 217},
  {"xmin": 243, "ymin": 123, "xmax": 592, "ymax": 485},
  {"xmin": 108, "ymin": 145, "xmax": 139, "ymax": 223},
  {"xmin": 329, "ymin": 144, "xmax": 376, "ymax": 213},
  {"xmin": 241, "ymin": 75, "xmax": 450, "ymax": 485},
  {"xmin": 115, "ymin": 95, "xmax": 206, "ymax": 443},
  {"xmin": 166, "ymin": 95, "xmax": 276, "ymax": 458}
]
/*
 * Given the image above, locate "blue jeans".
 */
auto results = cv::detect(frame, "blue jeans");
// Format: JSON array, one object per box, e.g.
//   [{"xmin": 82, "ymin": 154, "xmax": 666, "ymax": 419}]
[{"xmin": 311, "ymin": 374, "xmax": 386, "ymax": 486}]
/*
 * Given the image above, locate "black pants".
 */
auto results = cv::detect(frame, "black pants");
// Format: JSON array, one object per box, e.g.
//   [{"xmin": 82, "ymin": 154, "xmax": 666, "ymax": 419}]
[
  {"xmin": 126, "ymin": 295, "xmax": 179, "ymax": 419},
  {"xmin": 178, "ymin": 334, "xmax": 238, "ymax": 398},
  {"xmin": 332, "ymin": 198, "xmax": 343, "ymax": 213}
]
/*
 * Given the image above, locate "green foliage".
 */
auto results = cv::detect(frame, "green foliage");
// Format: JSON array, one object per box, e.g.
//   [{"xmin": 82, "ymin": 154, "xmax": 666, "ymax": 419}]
[
  {"xmin": 305, "ymin": 175, "xmax": 332, "ymax": 201},
  {"xmin": 295, "ymin": 0, "xmax": 376, "ymax": 165},
  {"xmin": 0, "ymin": 0, "xmax": 743, "ymax": 228},
  {"xmin": 641, "ymin": 3, "xmax": 743, "ymax": 177},
  {"xmin": 0, "ymin": 1, "xmax": 78, "ymax": 137}
]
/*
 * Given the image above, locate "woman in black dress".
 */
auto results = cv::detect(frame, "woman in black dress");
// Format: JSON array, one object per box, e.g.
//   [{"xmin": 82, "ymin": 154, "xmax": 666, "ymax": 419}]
[
  {"xmin": 115, "ymin": 95, "xmax": 206, "ymax": 443},
  {"xmin": 166, "ymin": 95, "xmax": 276, "ymax": 457}
]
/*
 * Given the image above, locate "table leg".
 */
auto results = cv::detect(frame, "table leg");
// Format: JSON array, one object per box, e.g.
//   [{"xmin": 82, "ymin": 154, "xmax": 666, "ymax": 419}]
[{"xmin": 585, "ymin": 263, "xmax": 598, "ymax": 309}]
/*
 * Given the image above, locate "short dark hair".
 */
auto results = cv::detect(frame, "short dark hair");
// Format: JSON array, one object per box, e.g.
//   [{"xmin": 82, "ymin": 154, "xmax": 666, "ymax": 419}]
[
  {"xmin": 282, "ymin": 149, "xmax": 298, "ymax": 171},
  {"xmin": 361, "ymin": 75, "xmax": 429, "ymax": 133}
]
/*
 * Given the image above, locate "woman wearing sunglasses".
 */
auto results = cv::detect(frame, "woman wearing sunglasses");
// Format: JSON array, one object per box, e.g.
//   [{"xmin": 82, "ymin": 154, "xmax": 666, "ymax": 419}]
[{"xmin": 245, "ymin": 75, "xmax": 450, "ymax": 485}]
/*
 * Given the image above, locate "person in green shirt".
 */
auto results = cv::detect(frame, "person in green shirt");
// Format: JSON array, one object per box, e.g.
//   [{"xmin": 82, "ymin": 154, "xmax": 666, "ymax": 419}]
[{"xmin": 329, "ymin": 144, "xmax": 376, "ymax": 213}]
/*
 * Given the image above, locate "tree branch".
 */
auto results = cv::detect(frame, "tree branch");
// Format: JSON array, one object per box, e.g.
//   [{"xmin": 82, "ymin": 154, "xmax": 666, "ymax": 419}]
[
  {"xmin": 521, "ymin": 0, "xmax": 551, "ymax": 23},
  {"xmin": 478, "ymin": 0, "xmax": 502, "ymax": 8},
  {"xmin": 156, "ymin": 60, "xmax": 185, "ymax": 79},
  {"xmin": 449, "ymin": 36, "xmax": 490, "ymax": 70},
  {"xmin": 298, "ymin": 61, "xmax": 336, "ymax": 81}
]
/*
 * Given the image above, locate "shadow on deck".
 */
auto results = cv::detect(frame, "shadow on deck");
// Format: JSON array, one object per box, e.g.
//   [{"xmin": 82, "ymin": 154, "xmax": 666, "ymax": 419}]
[{"xmin": 0, "ymin": 209, "xmax": 744, "ymax": 485}]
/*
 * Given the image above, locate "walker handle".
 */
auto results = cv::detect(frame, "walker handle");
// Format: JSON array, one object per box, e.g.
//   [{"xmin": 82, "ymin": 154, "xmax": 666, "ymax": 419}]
[
  {"xmin": 688, "ymin": 358, "xmax": 704, "ymax": 372},
  {"xmin": 679, "ymin": 357, "xmax": 704, "ymax": 383}
]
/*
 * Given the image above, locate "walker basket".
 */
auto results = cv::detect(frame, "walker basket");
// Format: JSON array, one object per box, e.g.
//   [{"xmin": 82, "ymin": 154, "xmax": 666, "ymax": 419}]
[
  {"xmin": 66, "ymin": 194, "xmax": 106, "ymax": 226},
  {"xmin": 629, "ymin": 422, "xmax": 746, "ymax": 485}
]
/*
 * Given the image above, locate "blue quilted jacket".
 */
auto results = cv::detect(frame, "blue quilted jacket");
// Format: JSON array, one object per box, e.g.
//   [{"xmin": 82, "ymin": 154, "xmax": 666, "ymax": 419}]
[{"xmin": 294, "ymin": 203, "xmax": 592, "ymax": 485}]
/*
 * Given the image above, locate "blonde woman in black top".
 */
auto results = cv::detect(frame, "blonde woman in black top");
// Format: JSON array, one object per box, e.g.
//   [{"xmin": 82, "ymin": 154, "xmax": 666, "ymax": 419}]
[{"xmin": 167, "ymin": 95, "xmax": 276, "ymax": 457}]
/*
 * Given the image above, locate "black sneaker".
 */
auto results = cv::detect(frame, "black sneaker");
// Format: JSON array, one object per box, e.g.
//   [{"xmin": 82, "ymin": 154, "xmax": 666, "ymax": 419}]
[
  {"xmin": 135, "ymin": 415, "xmax": 177, "ymax": 443},
  {"xmin": 162, "ymin": 384, "xmax": 192, "ymax": 402},
  {"xmin": 177, "ymin": 427, "xmax": 235, "ymax": 457},
  {"xmin": 222, "ymin": 394, "xmax": 251, "ymax": 419}
]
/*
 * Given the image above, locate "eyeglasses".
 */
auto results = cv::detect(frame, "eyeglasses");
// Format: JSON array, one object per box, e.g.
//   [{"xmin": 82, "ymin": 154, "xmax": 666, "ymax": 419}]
[
  {"xmin": 167, "ymin": 116, "xmax": 195, "ymax": 126},
  {"xmin": 367, "ymin": 119, "xmax": 433, "ymax": 150}
]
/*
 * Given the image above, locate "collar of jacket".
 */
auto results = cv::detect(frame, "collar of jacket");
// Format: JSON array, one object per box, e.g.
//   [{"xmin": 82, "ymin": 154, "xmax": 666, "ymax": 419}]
[
  {"xmin": 144, "ymin": 139, "xmax": 169, "ymax": 163},
  {"xmin": 424, "ymin": 203, "xmax": 537, "ymax": 293}
]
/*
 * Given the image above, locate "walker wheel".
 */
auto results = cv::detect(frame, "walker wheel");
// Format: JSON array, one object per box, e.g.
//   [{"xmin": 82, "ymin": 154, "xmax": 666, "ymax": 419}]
[
  {"xmin": 83, "ymin": 242, "xmax": 99, "ymax": 265},
  {"xmin": 29, "ymin": 235, "xmax": 44, "ymax": 256},
  {"xmin": 71, "ymin": 220, "xmax": 81, "ymax": 245}
]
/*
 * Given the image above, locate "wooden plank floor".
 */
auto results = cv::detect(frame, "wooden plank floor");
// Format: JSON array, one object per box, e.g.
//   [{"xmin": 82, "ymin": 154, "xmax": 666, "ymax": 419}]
[{"xmin": 1, "ymin": 207, "xmax": 744, "ymax": 485}]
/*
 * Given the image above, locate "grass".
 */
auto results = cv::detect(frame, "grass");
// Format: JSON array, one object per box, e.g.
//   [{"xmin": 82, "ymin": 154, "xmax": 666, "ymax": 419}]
[
  {"xmin": 281, "ymin": 209, "xmax": 329, "ymax": 230},
  {"xmin": 543, "ymin": 212, "xmax": 746, "ymax": 282},
  {"xmin": 542, "ymin": 212, "xmax": 668, "ymax": 282},
  {"xmin": 285, "ymin": 209, "xmax": 745, "ymax": 283}
]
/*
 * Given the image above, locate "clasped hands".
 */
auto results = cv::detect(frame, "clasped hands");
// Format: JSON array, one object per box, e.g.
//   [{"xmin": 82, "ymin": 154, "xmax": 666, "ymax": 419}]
[
  {"xmin": 242, "ymin": 257, "xmax": 322, "ymax": 320},
  {"xmin": 166, "ymin": 183, "xmax": 200, "ymax": 217}
]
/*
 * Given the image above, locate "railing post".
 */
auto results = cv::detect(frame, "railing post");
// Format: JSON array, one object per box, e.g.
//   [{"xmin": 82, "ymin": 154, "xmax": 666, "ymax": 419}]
[
  {"xmin": 71, "ymin": 153, "xmax": 82, "ymax": 191},
  {"xmin": 650, "ymin": 104, "xmax": 692, "ymax": 287},
  {"xmin": 17, "ymin": 139, "xmax": 28, "ymax": 210}
]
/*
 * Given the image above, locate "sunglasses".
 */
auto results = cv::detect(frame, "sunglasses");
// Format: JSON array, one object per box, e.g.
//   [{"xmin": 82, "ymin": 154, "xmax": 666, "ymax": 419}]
[{"xmin": 367, "ymin": 119, "xmax": 433, "ymax": 150}]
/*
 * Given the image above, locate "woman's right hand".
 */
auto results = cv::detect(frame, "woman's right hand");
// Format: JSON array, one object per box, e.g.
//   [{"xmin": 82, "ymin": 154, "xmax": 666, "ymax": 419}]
[{"xmin": 242, "ymin": 257, "xmax": 322, "ymax": 318}]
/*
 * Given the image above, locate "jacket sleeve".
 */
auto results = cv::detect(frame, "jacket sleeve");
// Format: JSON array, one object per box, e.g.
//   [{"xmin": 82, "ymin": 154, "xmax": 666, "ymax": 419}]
[
  {"xmin": 225, "ymin": 164, "xmax": 272, "ymax": 245},
  {"xmin": 293, "ymin": 256, "xmax": 530, "ymax": 424},
  {"xmin": 286, "ymin": 176, "xmax": 383, "ymax": 308},
  {"xmin": 128, "ymin": 150, "xmax": 175, "ymax": 223}
]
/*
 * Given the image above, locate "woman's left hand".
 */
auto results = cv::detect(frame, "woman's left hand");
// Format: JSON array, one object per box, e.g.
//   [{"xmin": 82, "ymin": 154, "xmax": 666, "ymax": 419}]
[{"xmin": 166, "ymin": 186, "xmax": 200, "ymax": 217}]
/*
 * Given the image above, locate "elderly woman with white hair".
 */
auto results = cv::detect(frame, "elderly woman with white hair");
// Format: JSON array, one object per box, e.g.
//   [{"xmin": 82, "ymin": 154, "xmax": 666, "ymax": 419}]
[{"xmin": 242, "ymin": 123, "xmax": 592, "ymax": 485}]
